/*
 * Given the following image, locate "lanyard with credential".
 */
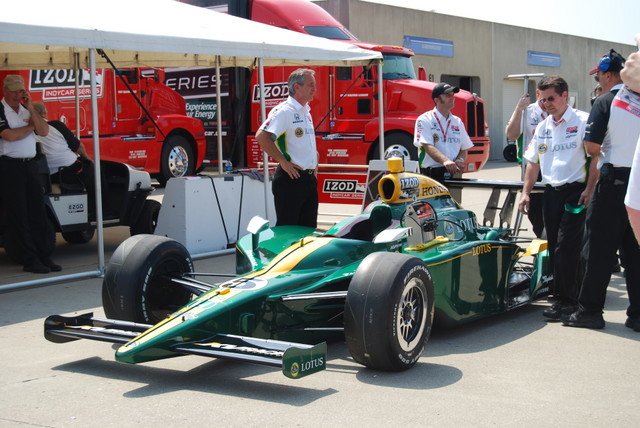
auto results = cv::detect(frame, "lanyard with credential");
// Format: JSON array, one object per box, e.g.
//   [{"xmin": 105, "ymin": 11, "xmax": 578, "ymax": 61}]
[{"xmin": 434, "ymin": 114, "xmax": 450, "ymax": 143}]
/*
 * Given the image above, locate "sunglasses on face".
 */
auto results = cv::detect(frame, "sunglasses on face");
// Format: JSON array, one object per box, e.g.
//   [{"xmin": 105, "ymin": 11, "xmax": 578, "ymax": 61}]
[{"xmin": 540, "ymin": 95, "xmax": 558, "ymax": 103}]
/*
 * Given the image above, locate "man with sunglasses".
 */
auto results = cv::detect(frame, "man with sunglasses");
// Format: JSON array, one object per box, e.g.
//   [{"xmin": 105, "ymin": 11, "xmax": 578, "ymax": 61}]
[
  {"xmin": 505, "ymin": 89, "xmax": 547, "ymax": 238},
  {"xmin": 518, "ymin": 76, "xmax": 589, "ymax": 321},
  {"xmin": 563, "ymin": 49, "xmax": 640, "ymax": 331}
]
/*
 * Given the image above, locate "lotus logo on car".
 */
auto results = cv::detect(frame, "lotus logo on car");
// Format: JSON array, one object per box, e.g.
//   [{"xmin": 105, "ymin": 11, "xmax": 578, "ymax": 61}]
[{"xmin": 282, "ymin": 342, "xmax": 327, "ymax": 379}]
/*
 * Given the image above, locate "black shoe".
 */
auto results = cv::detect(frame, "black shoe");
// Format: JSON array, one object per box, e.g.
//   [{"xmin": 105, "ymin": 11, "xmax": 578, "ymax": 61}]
[
  {"xmin": 562, "ymin": 309, "xmax": 605, "ymax": 329},
  {"xmin": 23, "ymin": 261, "xmax": 50, "ymax": 274},
  {"xmin": 542, "ymin": 303, "xmax": 577, "ymax": 320},
  {"xmin": 625, "ymin": 317, "xmax": 640, "ymax": 332},
  {"xmin": 41, "ymin": 258, "xmax": 62, "ymax": 272}
]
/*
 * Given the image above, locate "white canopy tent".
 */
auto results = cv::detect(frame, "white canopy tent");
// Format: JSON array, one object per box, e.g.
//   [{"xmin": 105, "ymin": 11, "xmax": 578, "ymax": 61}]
[
  {"xmin": 0, "ymin": 0, "xmax": 381, "ymax": 69},
  {"xmin": 0, "ymin": 0, "xmax": 383, "ymax": 292}
]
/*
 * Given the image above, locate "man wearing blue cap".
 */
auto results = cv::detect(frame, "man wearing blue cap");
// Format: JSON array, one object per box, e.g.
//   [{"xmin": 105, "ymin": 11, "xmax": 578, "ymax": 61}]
[{"xmin": 563, "ymin": 49, "xmax": 640, "ymax": 330}]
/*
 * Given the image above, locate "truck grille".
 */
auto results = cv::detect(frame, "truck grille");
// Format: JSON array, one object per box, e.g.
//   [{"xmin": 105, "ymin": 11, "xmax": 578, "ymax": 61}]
[{"xmin": 466, "ymin": 99, "xmax": 485, "ymax": 138}]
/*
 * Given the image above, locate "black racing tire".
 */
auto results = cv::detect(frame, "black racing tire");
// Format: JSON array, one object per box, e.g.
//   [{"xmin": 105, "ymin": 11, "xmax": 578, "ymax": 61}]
[
  {"xmin": 157, "ymin": 135, "xmax": 195, "ymax": 187},
  {"xmin": 102, "ymin": 235, "xmax": 194, "ymax": 324},
  {"xmin": 369, "ymin": 132, "xmax": 417, "ymax": 162},
  {"xmin": 344, "ymin": 252, "xmax": 434, "ymax": 371},
  {"xmin": 129, "ymin": 199, "xmax": 161, "ymax": 236},
  {"xmin": 61, "ymin": 228, "xmax": 95, "ymax": 244},
  {"xmin": 503, "ymin": 144, "xmax": 518, "ymax": 162}
]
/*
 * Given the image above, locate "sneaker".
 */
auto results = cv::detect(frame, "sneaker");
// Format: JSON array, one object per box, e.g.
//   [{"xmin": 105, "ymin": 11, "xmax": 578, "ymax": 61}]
[
  {"xmin": 625, "ymin": 317, "xmax": 640, "ymax": 332},
  {"xmin": 41, "ymin": 258, "xmax": 62, "ymax": 272},
  {"xmin": 23, "ymin": 261, "xmax": 50, "ymax": 274},
  {"xmin": 562, "ymin": 309, "xmax": 605, "ymax": 329},
  {"xmin": 542, "ymin": 303, "xmax": 577, "ymax": 321}
]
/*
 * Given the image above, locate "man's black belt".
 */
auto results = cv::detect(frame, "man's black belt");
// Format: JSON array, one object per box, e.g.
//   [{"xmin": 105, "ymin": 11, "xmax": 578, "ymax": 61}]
[
  {"xmin": 600, "ymin": 163, "xmax": 631, "ymax": 182},
  {"xmin": 0, "ymin": 155, "xmax": 35, "ymax": 163},
  {"xmin": 546, "ymin": 182, "xmax": 584, "ymax": 191},
  {"xmin": 302, "ymin": 169, "xmax": 315, "ymax": 175}
]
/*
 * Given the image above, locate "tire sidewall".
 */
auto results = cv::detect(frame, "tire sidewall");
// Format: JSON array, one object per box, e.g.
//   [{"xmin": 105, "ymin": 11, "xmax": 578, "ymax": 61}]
[
  {"xmin": 102, "ymin": 235, "xmax": 193, "ymax": 324},
  {"xmin": 160, "ymin": 135, "xmax": 194, "ymax": 186},
  {"xmin": 345, "ymin": 252, "xmax": 434, "ymax": 371}
]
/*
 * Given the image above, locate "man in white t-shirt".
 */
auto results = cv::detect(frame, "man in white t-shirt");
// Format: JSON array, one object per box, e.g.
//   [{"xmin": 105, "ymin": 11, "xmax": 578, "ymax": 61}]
[
  {"xmin": 256, "ymin": 69, "xmax": 318, "ymax": 228},
  {"xmin": 518, "ymin": 76, "xmax": 589, "ymax": 321},
  {"xmin": 505, "ymin": 90, "xmax": 547, "ymax": 238},
  {"xmin": 623, "ymin": 49, "xmax": 640, "ymax": 246},
  {"xmin": 413, "ymin": 83, "xmax": 474, "ymax": 184}
]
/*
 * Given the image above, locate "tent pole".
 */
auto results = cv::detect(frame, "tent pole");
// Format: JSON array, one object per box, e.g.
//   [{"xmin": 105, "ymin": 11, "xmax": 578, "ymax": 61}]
[
  {"xmin": 89, "ymin": 49, "xmax": 105, "ymax": 272},
  {"xmin": 258, "ymin": 58, "xmax": 269, "ymax": 220},
  {"xmin": 216, "ymin": 56, "xmax": 224, "ymax": 174},
  {"xmin": 378, "ymin": 61, "xmax": 385, "ymax": 159},
  {"xmin": 74, "ymin": 52, "xmax": 81, "ymax": 138}
]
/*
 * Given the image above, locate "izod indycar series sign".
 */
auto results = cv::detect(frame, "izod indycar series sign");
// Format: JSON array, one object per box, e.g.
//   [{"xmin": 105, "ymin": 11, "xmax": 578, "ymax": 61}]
[{"xmin": 319, "ymin": 173, "xmax": 367, "ymax": 204}]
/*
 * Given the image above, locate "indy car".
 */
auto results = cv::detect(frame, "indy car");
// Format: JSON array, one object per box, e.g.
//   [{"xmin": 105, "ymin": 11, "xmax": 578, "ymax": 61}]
[{"xmin": 44, "ymin": 157, "xmax": 549, "ymax": 379}]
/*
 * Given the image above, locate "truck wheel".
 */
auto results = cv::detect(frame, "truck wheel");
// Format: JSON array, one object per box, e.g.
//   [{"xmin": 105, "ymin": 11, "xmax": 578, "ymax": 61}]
[
  {"xmin": 158, "ymin": 135, "xmax": 194, "ymax": 187},
  {"xmin": 369, "ymin": 132, "xmax": 417, "ymax": 162},
  {"xmin": 62, "ymin": 228, "xmax": 95, "ymax": 244},
  {"xmin": 130, "ymin": 199, "xmax": 161, "ymax": 236},
  {"xmin": 102, "ymin": 235, "xmax": 194, "ymax": 324},
  {"xmin": 503, "ymin": 144, "xmax": 518, "ymax": 162},
  {"xmin": 344, "ymin": 252, "xmax": 434, "ymax": 371}
]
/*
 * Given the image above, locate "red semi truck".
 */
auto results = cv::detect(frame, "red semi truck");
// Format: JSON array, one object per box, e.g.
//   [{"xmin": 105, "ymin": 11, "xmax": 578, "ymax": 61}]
[
  {"xmin": 0, "ymin": 68, "xmax": 206, "ymax": 186},
  {"xmin": 172, "ymin": 0, "xmax": 490, "ymax": 203}
]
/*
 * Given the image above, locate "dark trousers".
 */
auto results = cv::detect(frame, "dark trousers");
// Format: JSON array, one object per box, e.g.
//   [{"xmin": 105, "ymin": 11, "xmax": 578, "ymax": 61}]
[
  {"xmin": 272, "ymin": 166, "xmax": 318, "ymax": 228},
  {"xmin": 528, "ymin": 192, "xmax": 545, "ymax": 238},
  {"xmin": 579, "ymin": 169, "xmax": 640, "ymax": 318},
  {"xmin": 543, "ymin": 183, "xmax": 586, "ymax": 304},
  {"xmin": 420, "ymin": 166, "xmax": 449, "ymax": 184},
  {"xmin": 0, "ymin": 157, "xmax": 55, "ymax": 266}
]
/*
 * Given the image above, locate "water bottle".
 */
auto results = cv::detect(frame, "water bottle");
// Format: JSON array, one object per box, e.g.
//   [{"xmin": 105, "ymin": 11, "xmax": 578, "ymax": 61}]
[{"xmin": 223, "ymin": 160, "xmax": 232, "ymax": 173}]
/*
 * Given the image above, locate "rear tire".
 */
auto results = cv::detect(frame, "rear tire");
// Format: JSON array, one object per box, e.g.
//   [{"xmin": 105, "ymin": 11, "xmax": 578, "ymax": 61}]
[
  {"xmin": 130, "ymin": 199, "xmax": 161, "ymax": 236},
  {"xmin": 102, "ymin": 235, "xmax": 193, "ymax": 324},
  {"xmin": 369, "ymin": 132, "xmax": 417, "ymax": 162},
  {"xmin": 157, "ymin": 135, "xmax": 194, "ymax": 187},
  {"xmin": 345, "ymin": 252, "xmax": 434, "ymax": 371}
]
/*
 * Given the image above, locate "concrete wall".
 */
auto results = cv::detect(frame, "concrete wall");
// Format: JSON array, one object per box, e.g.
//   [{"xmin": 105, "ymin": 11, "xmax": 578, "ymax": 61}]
[{"xmin": 318, "ymin": 0, "xmax": 635, "ymax": 159}]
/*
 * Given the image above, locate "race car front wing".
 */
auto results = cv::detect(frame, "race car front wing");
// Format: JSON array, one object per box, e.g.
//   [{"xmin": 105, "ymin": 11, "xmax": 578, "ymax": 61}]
[{"xmin": 44, "ymin": 313, "xmax": 326, "ymax": 379}]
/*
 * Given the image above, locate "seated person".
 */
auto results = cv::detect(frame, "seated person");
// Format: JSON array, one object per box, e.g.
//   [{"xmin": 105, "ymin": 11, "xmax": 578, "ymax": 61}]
[{"xmin": 33, "ymin": 102, "xmax": 95, "ymax": 210}]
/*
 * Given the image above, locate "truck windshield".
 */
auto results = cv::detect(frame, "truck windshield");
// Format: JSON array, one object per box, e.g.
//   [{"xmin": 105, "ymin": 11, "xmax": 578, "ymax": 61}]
[
  {"xmin": 304, "ymin": 26, "xmax": 356, "ymax": 40},
  {"xmin": 382, "ymin": 54, "xmax": 416, "ymax": 80}
]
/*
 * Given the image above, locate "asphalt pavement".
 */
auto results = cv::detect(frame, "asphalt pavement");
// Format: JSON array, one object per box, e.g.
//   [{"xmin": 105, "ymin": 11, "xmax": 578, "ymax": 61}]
[{"xmin": 0, "ymin": 160, "xmax": 638, "ymax": 427}]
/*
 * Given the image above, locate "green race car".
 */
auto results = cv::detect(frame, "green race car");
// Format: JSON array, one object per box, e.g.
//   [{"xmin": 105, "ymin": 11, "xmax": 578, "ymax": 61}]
[{"xmin": 45, "ymin": 158, "xmax": 549, "ymax": 379}]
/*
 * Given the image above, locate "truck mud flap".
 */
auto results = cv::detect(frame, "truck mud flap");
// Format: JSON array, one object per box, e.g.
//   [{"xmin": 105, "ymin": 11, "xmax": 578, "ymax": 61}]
[
  {"xmin": 44, "ymin": 312, "xmax": 152, "ymax": 344},
  {"xmin": 173, "ymin": 334, "xmax": 327, "ymax": 379}
]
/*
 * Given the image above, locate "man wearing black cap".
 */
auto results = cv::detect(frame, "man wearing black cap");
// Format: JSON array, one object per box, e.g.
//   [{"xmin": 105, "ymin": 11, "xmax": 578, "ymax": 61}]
[
  {"xmin": 0, "ymin": 74, "xmax": 60, "ymax": 274},
  {"xmin": 563, "ymin": 49, "xmax": 640, "ymax": 330},
  {"xmin": 413, "ymin": 82, "xmax": 474, "ymax": 184}
]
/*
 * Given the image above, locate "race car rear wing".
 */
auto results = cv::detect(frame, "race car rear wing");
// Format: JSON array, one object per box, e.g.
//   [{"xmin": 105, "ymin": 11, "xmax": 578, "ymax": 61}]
[{"xmin": 44, "ymin": 313, "xmax": 326, "ymax": 379}]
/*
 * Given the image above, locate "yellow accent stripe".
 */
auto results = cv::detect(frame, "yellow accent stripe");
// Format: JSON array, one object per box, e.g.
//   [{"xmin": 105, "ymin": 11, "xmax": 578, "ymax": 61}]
[{"xmin": 118, "ymin": 237, "xmax": 335, "ymax": 351}]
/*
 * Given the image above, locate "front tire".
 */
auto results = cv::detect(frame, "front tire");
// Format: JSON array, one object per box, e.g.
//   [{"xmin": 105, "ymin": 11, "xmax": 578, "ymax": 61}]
[
  {"xmin": 62, "ymin": 228, "xmax": 95, "ymax": 244},
  {"xmin": 345, "ymin": 252, "xmax": 434, "ymax": 371},
  {"xmin": 157, "ymin": 135, "xmax": 195, "ymax": 187},
  {"xmin": 102, "ymin": 235, "xmax": 193, "ymax": 324}
]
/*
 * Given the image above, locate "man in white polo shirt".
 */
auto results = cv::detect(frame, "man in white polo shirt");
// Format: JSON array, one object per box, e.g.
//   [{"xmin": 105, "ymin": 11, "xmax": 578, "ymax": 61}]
[
  {"xmin": 518, "ymin": 75, "xmax": 589, "ymax": 320},
  {"xmin": 413, "ymin": 82, "xmax": 474, "ymax": 184},
  {"xmin": 0, "ymin": 74, "xmax": 60, "ymax": 273},
  {"xmin": 256, "ymin": 69, "xmax": 318, "ymax": 228}
]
